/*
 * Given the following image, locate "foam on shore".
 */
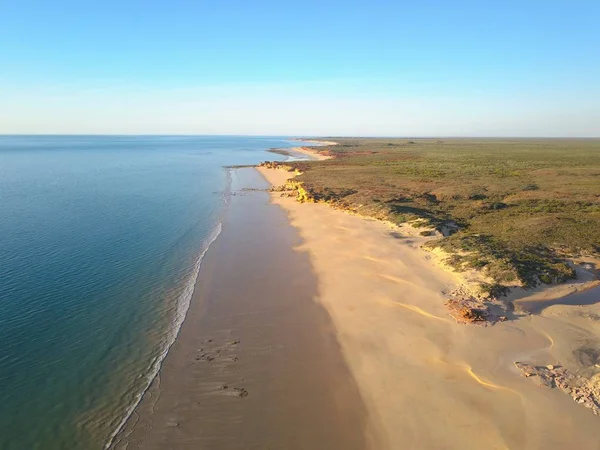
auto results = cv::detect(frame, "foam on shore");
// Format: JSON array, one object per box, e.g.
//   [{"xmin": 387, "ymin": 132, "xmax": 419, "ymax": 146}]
[
  {"xmin": 106, "ymin": 223, "xmax": 222, "ymax": 449},
  {"xmin": 113, "ymin": 168, "xmax": 368, "ymax": 450}
]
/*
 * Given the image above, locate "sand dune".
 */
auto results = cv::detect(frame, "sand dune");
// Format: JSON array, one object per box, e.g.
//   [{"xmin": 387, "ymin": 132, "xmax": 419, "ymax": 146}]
[{"xmin": 258, "ymin": 165, "xmax": 600, "ymax": 449}]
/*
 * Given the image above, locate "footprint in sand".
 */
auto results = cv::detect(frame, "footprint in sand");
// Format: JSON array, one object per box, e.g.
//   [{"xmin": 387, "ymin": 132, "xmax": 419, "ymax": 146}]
[
  {"xmin": 233, "ymin": 387, "xmax": 248, "ymax": 398},
  {"xmin": 218, "ymin": 384, "xmax": 248, "ymax": 397},
  {"xmin": 195, "ymin": 339, "xmax": 241, "ymax": 362},
  {"xmin": 197, "ymin": 353, "xmax": 216, "ymax": 362}
]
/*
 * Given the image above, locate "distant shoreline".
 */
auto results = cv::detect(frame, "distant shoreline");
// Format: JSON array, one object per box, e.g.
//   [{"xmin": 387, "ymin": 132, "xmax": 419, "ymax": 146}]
[
  {"xmin": 253, "ymin": 138, "xmax": 600, "ymax": 447},
  {"xmin": 115, "ymin": 137, "xmax": 600, "ymax": 449},
  {"xmin": 267, "ymin": 145, "xmax": 332, "ymax": 161},
  {"xmin": 112, "ymin": 150, "xmax": 367, "ymax": 449},
  {"xmin": 291, "ymin": 138, "xmax": 341, "ymax": 147}
]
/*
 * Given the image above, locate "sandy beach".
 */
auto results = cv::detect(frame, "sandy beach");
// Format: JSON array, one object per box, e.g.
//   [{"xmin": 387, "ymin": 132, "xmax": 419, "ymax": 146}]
[
  {"xmin": 268, "ymin": 145, "xmax": 333, "ymax": 161},
  {"xmin": 258, "ymin": 158, "xmax": 600, "ymax": 449},
  {"xmin": 6, "ymin": 2, "xmax": 599, "ymax": 447},
  {"xmin": 113, "ymin": 145, "xmax": 600, "ymax": 450},
  {"xmin": 113, "ymin": 168, "xmax": 368, "ymax": 449},
  {"xmin": 288, "ymin": 146, "xmax": 332, "ymax": 160}
]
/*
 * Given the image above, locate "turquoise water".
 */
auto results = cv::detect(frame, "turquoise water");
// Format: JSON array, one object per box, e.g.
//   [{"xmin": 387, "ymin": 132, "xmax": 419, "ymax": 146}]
[{"xmin": 0, "ymin": 136, "xmax": 295, "ymax": 449}]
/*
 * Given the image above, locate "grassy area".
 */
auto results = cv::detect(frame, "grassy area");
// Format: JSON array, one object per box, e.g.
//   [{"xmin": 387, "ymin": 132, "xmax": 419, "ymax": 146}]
[{"xmin": 286, "ymin": 138, "xmax": 600, "ymax": 292}]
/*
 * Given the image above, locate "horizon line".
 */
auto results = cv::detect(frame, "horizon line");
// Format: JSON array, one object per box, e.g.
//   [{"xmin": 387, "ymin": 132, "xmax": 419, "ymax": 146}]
[{"xmin": 1, "ymin": 134, "xmax": 599, "ymax": 139}]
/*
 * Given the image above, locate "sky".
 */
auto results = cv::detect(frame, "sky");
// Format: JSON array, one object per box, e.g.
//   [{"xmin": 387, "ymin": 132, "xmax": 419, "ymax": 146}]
[{"xmin": 1, "ymin": 0, "xmax": 599, "ymax": 136}]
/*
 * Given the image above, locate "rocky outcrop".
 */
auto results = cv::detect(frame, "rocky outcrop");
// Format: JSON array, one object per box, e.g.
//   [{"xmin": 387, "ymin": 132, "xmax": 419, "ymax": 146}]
[
  {"xmin": 445, "ymin": 298, "xmax": 488, "ymax": 323},
  {"xmin": 258, "ymin": 161, "xmax": 302, "ymax": 174},
  {"xmin": 444, "ymin": 285, "xmax": 511, "ymax": 324},
  {"xmin": 515, "ymin": 362, "xmax": 600, "ymax": 415},
  {"xmin": 268, "ymin": 179, "xmax": 316, "ymax": 203}
]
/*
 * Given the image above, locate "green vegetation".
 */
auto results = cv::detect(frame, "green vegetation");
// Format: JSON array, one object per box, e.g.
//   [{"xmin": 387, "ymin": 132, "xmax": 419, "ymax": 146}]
[{"xmin": 288, "ymin": 139, "xmax": 600, "ymax": 292}]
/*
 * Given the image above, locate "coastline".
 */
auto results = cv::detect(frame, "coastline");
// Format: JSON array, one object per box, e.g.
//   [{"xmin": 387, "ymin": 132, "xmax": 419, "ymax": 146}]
[
  {"xmin": 292, "ymin": 138, "xmax": 341, "ymax": 147},
  {"xmin": 289, "ymin": 146, "xmax": 332, "ymax": 160},
  {"xmin": 104, "ymin": 223, "xmax": 223, "ymax": 450},
  {"xmin": 113, "ymin": 168, "xmax": 369, "ymax": 449},
  {"xmin": 113, "ymin": 140, "xmax": 600, "ymax": 449},
  {"xmin": 257, "ymin": 162, "xmax": 600, "ymax": 449},
  {"xmin": 267, "ymin": 145, "xmax": 333, "ymax": 161}
]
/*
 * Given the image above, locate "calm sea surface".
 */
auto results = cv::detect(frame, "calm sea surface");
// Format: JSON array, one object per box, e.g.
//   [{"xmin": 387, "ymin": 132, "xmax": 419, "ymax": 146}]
[{"xmin": 0, "ymin": 135, "xmax": 296, "ymax": 449}]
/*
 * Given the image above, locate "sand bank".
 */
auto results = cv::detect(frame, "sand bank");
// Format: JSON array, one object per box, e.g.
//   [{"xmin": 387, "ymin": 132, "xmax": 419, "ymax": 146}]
[
  {"xmin": 113, "ymin": 168, "xmax": 368, "ymax": 449},
  {"xmin": 267, "ymin": 146, "xmax": 331, "ymax": 161},
  {"xmin": 293, "ymin": 139, "xmax": 340, "ymax": 147},
  {"xmin": 289, "ymin": 146, "xmax": 332, "ymax": 161},
  {"xmin": 258, "ymin": 165, "xmax": 600, "ymax": 449}
]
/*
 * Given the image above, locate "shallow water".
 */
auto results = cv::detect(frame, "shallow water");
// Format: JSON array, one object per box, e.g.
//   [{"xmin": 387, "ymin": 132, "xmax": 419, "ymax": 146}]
[{"xmin": 0, "ymin": 135, "xmax": 294, "ymax": 449}]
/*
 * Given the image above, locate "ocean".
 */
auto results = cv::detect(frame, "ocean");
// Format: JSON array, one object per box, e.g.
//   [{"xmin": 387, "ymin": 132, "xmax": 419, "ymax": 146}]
[{"xmin": 0, "ymin": 135, "xmax": 296, "ymax": 450}]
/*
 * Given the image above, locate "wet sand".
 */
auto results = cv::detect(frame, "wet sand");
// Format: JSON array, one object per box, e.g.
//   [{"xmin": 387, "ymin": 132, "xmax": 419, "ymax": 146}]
[
  {"xmin": 113, "ymin": 168, "xmax": 368, "ymax": 449},
  {"xmin": 258, "ymin": 165, "xmax": 600, "ymax": 449},
  {"xmin": 113, "ymin": 150, "xmax": 600, "ymax": 450}
]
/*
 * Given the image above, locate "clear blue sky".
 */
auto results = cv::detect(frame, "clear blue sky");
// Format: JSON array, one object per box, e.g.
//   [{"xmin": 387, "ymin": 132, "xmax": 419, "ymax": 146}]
[{"xmin": 1, "ymin": 0, "xmax": 599, "ymax": 136}]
